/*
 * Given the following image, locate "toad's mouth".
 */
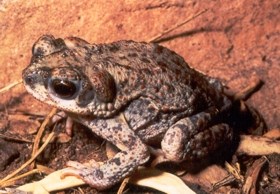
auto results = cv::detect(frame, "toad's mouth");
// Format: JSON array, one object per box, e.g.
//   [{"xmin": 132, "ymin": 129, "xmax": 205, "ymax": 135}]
[{"xmin": 23, "ymin": 82, "xmax": 54, "ymax": 106}]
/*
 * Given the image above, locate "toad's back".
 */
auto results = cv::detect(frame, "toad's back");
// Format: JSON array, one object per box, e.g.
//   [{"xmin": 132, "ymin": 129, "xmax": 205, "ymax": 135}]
[{"xmin": 83, "ymin": 40, "xmax": 224, "ymax": 114}]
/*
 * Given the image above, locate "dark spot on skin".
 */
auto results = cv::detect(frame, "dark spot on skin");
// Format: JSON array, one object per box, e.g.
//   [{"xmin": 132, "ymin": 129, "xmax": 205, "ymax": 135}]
[
  {"xmin": 121, "ymin": 159, "xmax": 126, "ymax": 164},
  {"xmin": 172, "ymin": 57, "xmax": 184, "ymax": 67},
  {"xmin": 108, "ymin": 44, "xmax": 120, "ymax": 52},
  {"xmin": 112, "ymin": 124, "xmax": 122, "ymax": 131},
  {"xmin": 57, "ymin": 67, "xmax": 67, "ymax": 74},
  {"xmin": 123, "ymin": 151, "xmax": 128, "ymax": 155},
  {"xmin": 140, "ymin": 57, "xmax": 150, "ymax": 63},
  {"xmin": 94, "ymin": 169, "xmax": 104, "ymax": 179},
  {"xmin": 147, "ymin": 105, "xmax": 156, "ymax": 112},
  {"xmin": 124, "ymin": 135, "xmax": 137, "ymax": 147},
  {"xmin": 84, "ymin": 50, "xmax": 93, "ymax": 62},
  {"xmin": 175, "ymin": 68, "xmax": 181, "ymax": 76},
  {"xmin": 130, "ymin": 76, "xmax": 136, "ymax": 82},
  {"xmin": 157, "ymin": 61, "xmax": 167, "ymax": 68},
  {"xmin": 119, "ymin": 55, "xmax": 127, "ymax": 60},
  {"xmin": 123, "ymin": 88, "xmax": 131, "ymax": 95},
  {"xmin": 141, "ymin": 52, "xmax": 147, "ymax": 57},
  {"xmin": 61, "ymin": 51, "xmax": 69, "ymax": 58},
  {"xmin": 167, "ymin": 74, "xmax": 174, "ymax": 81},
  {"xmin": 153, "ymin": 86, "xmax": 160, "ymax": 93},
  {"xmin": 103, "ymin": 56, "xmax": 114, "ymax": 63},
  {"xmin": 131, "ymin": 109, "xmax": 138, "ymax": 115},
  {"xmin": 154, "ymin": 45, "xmax": 164, "ymax": 54},
  {"xmin": 174, "ymin": 123, "xmax": 186, "ymax": 131},
  {"xmin": 110, "ymin": 158, "xmax": 121, "ymax": 166},
  {"xmin": 189, "ymin": 79, "xmax": 198, "ymax": 90},
  {"xmin": 33, "ymin": 47, "xmax": 45, "ymax": 57},
  {"xmin": 91, "ymin": 46, "xmax": 103, "ymax": 54},
  {"xmin": 140, "ymin": 83, "xmax": 146, "ymax": 89},
  {"xmin": 114, "ymin": 63, "xmax": 135, "ymax": 71},
  {"xmin": 167, "ymin": 132, "xmax": 175, "ymax": 145},
  {"xmin": 161, "ymin": 68, "xmax": 167, "ymax": 73},
  {"xmin": 30, "ymin": 57, "xmax": 40, "ymax": 63},
  {"xmin": 83, "ymin": 46, "xmax": 90, "ymax": 51},
  {"xmin": 123, "ymin": 40, "xmax": 135, "ymax": 44},
  {"xmin": 128, "ymin": 52, "xmax": 138, "ymax": 57},
  {"xmin": 142, "ymin": 68, "xmax": 152, "ymax": 75},
  {"xmin": 71, "ymin": 54, "xmax": 80, "ymax": 63},
  {"xmin": 101, "ymin": 121, "xmax": 108, "ymax": 129}
]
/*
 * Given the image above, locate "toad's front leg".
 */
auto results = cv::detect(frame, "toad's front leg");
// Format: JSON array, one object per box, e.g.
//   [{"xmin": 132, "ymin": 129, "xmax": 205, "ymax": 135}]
[{"xmin": 61, "ymin": 114, "xmax": 150, "ymax": 190}]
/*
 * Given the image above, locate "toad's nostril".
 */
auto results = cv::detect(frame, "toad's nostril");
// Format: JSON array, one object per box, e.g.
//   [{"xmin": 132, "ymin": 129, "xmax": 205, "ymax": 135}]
[{"xmin": 24, "ymin": 75, "xmax": 35, "ymax": 85}]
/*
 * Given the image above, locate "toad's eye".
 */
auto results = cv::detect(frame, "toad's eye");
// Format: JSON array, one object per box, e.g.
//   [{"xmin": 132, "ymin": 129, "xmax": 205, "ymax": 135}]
[{"xmin": 50, "ymin": 79, "xmax": 78, "ymax": 99}]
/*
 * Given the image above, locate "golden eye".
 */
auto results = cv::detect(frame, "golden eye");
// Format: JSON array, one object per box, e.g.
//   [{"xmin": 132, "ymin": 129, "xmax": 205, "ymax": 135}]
[{"xmin": 51, "ymin": 79, "xmax": 77, "ymax": 99}]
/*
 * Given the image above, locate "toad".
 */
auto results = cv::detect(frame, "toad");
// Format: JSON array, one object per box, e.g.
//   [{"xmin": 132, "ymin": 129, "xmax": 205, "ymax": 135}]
[{"xmin": 22, "ymin": 35, "xmax": 233, "ymax": 189}]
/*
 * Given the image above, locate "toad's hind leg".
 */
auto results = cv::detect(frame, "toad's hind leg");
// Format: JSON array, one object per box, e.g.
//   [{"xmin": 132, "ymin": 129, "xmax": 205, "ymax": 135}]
[{"xmin": 161, "ymin": 110, "xmax": 233, "ymax": 162}]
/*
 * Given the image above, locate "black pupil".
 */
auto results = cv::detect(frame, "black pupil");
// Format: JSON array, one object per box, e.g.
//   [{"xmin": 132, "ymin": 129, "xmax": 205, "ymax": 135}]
[{"xmin": 52, "ymin": 79, "xmax": 76, "ymax": 98}]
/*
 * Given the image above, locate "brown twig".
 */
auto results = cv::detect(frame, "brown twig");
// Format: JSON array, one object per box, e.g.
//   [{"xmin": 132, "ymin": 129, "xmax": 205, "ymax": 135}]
[
  {"xmin": 30, "ymin": 107, "xmax": 57, "ymax": 169},
  {"xmin": 242, "ymin": 156, "xmax": 267, "ymax": 194},
  {"xmin": 0, "ymin": 133, "xmax": 32, "ymax": 143},
  {"xmin": 148, "ymin": 9, "xmax": 208, "ymax": 43},
  {"xmin": 225, "ymin": 76, "xmax": 264, "ymax": 101},
  {"xmin": 0, "ymin": 169, "xmax": 40, "ymax": 187},
  {"xmin": 0, "ymin": 79, "xmax": 22, "ymax": 94},
  {"xmin": 117, "ymin": 177, "xmax": 130, "ymax": 194}
]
